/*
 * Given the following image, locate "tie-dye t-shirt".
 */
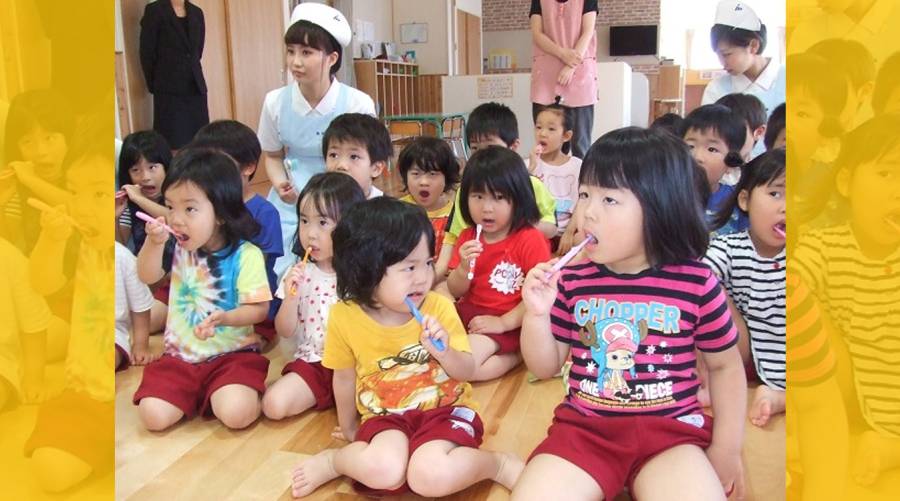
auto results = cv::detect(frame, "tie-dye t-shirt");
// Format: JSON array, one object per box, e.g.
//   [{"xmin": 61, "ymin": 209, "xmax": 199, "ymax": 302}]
[
  {"xmin": 164, "ymin": 240, "xmax": 272, "ymax": 363},
  {"xmin": 550, "ymin": 261, "xmax": 737, "ymax": 419}
]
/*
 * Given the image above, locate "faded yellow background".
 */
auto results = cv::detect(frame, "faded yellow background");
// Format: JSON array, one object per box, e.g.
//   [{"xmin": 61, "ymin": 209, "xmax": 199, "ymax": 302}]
[
  {"xmin": 788, "ymin": 0, "xmax": 900, "ymax": 500},
  {"xmin": 0, "ymin": 0, "xmax": 114, "ymax": 499}
]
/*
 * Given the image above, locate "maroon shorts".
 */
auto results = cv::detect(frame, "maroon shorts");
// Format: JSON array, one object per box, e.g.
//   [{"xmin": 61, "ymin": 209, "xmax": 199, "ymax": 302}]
[
  {"xmin": 352, "ymin": 406, "xmax": 484, "ymax": 496},
  {"xmin": 281, "ymin": 359, "xmax": 334, "ymax": 410},
  {"xmin": 133, "ymin": 350, "xmax": 269, "ymax": 419},
  {"xmin": 255, "ymin": 317, "xmax": 277, "ymax": 344},
  {"xmin": 456, "ymin": 301, "xmax": 521, "ymax": 354},
  {"xmin": 115, "ymin": 344, "xmax": 129, "ymax": 372},
  {"xmin": 530, "ymin": 404, "xmax": 714, "ymax": 499},
  {"xmin": 151, "ymin": 277, "xmax": 170, "ymax": 304},
  {"xmin": 24, "ymin": 390, "xmax": 115, "ymax": 474}
]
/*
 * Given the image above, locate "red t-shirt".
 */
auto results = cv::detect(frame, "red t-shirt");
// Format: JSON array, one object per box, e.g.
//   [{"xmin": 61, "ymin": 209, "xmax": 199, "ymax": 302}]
[{"xmin": 449, "ymin": 226, "xmax": 551, "ymax": 313}]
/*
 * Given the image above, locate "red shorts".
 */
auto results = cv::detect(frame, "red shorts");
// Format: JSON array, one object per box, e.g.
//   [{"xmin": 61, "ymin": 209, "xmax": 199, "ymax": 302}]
[
  {"xmin": 24, "ymin": 390, "xmax": 115, "ymax": 474},
  {"xmin": 456, "ymin": 301, "xmax": 520, "ymax": 354},
  {"xmin": 255, "ymin": 317, "xmax": 277, "ymax": 344},
  {"xmin": 281, "ymin": 359, "xmax": 334, "ymax": 410},
  {"xmin": 115, "ymin": 344, "xmax": 129, "ymax": 372},
  {"xmin": 151, "ymin": 277, "xmax": 170, "ymax": 304},
  {"xmin": 352, "ymin": 406, "xmax": 484, "ymax": 496},
  {"xmin": 133, "ymin": 350, "xmax": 268, "ymax": 419},
  {"xmin": 530, "ymin": 404, "xmax": 714, "ymax": 499}
]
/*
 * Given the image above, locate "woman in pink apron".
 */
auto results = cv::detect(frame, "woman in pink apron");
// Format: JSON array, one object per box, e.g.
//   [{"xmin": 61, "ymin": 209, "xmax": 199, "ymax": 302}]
[{"xmin": 530, "ymin": 0, "xmax": 599, "ymax": 158}]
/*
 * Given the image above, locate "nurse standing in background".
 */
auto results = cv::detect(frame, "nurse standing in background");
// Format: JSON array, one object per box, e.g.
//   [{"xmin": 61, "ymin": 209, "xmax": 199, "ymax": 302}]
[
  {"xmin": 701, "ymin": 0, "xmax": 785, "ymax": 118},
  {"xmin": 257, "ymin": 3, "xmax": 375, "ymax": 279}
]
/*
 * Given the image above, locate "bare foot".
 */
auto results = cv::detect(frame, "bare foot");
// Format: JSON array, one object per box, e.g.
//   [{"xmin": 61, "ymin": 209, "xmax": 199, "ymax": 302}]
[
  {"xmin": 493, "ymin": 451, "xmax": 525, "ymax": 490},
  {"xmin": 749, "ymin": 385, "xmax": 785, "ymax": 427},
  {"xmin": 291, "ymin": 449, "xmax": 339, "ymax": 498},
  {"xmin": 853, "ymin": 431, "xmax": 900, "ymax": 486}
]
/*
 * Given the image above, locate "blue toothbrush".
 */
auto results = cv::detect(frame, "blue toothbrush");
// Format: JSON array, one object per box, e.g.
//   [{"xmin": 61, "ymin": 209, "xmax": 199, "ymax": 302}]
[{"xmin": 404, "ymin": 297, "xmax": 446, "ymax": 352}]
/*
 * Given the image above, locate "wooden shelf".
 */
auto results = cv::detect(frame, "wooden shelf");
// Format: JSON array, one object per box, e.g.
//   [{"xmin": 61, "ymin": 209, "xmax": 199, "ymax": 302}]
[{"xmin": 354, "ymin": 59, "xmax": 420, "ymax": 117}]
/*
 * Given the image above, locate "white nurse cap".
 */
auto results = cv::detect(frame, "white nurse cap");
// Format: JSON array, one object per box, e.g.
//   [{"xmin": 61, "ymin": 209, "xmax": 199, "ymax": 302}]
[
  {"xmin": 714, "ymin": 0, "xmax": 762, "ymax": 31},
  {"xmin": 287, "ymin": 2, "xmax": 352, "ymax": 47}
]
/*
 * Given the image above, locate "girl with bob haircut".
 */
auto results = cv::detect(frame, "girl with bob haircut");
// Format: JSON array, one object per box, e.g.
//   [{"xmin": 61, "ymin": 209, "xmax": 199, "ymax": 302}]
[
  {"xmin": 447, "ymin": 146, "xmax": 551, "ymax": 382},
  {"xmin": 290, "ymin": 197, "xmax": 523, "ymax": 498},
  {"xmin": 518, "ymin": 127, "xmax": 747, "ymax": 501},
  {"xmin": 133, "ymin": 148, "xmax": 272, "ymax": 432}
]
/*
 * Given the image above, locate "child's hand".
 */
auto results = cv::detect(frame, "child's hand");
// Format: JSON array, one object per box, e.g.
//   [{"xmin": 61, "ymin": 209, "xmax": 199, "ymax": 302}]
[
  {"xmin": 130, "ymin": 342, "xmax": 159, "ymax": 366},
  {"xmin": 458, "ymin": 240, "xmax": 483, "ymax": 271},
  {"xmin": 0, "ymin": 169, "xmax": 16, "ymax": 207},
  {"xmin": 706, "ymin": 444, "xmax": 745, "ymax": 500},
  {"xmin": 38, "ymin": 204, "xmax": 73, "ymax": 240},
  {"xmin": 9, "ymin": 160, "xmax": 36, "ymax": 180},
  {"xmin": 528, "ymin": 144, "xmax": 544, "ymax": 174},
  {"xmin": 467, "ymin": 315, "xmax": 506, "ymax": 335},
  {"xmin": 420, "ymin": 314, "xmax": 450, "ymax": 357},
  {"xmin": 522, "ymin": 259, "xmax": 561, "ymax": 316},
  {"xmin": 194, "ymin": 310, "xmax": 226, "ymax": 340},
  {"xmin": 21, "ymin": 374, "xmax": 49, "ymax": 404},
  {"xmin": 284, "ymin": 262, "xmax": 307, "ymax": 298},
  {"xmin": 331, "ymin": 424, "xmax": 357, "ymax": 442},
  {"xmin": 115, "ymin": 191, "xmax": 128, "ymax": 221},
  {"xmin": 560, "ymin": 48, "xmax": 582, "ymax": 67},
  {"xmin": 121, "ymin": 184, "xmax": 145, "ymax": 202},
  {"xmin": 145, "ymin": 216, "xmax": 171, "ymax": 246},
  {"xmin": 557, "ymin": 66, "xmax": 576, "ymax": 87},
  {"xmin": 277, "ymin": 180, "xmax": 299, "ymax": 204}
]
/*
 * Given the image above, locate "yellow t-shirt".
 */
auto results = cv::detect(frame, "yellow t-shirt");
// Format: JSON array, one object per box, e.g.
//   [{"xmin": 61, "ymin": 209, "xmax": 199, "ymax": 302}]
[
  {"xmin": 322, "ymin": 291, "xmax": 476, "ymax": 423},
  {"xmin": 444, "ymin": 175, "xmax": 557, "ymax": 247},
  {"xmin": 400, "ymin": 194, "xmax": 454, "ymax": 253}
]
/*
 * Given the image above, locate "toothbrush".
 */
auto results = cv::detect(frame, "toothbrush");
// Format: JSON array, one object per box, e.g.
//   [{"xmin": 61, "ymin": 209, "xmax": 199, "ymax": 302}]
[
  {"xmin": 405, "ymin": 296, "xmax": 446, "ymax": 352},
  {"xmin": 290, "ymin": 247, "xmax": 311, "ymax": 296},
  {"xmin": 885, "ymin": 217, "xmax": 900, "ymax": 234},
  {"xmin": 544, "ymin": 234, "xmax": 596, "ymax": 281},
  {"xmin": 467, "ymin": 224, "xmax": 483, "ymax": 280},
  {"xmin": 774, "ymin": 225, "xmax": 786, "ymax": 238},
  {"xmin": 26, "ymin": 198, "xmax": 88, "ymax": 233},
  {"xmin": 135, "ymin": 211, "xmax": 184, "ymax": 241}
]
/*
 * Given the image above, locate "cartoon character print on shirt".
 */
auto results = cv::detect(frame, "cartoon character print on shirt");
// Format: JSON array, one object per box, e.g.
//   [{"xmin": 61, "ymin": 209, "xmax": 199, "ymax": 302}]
[
  {"xmin": 578, "ymin": 318, "xmax": 648, "ymax": 401},
  {"xmin": 489, "ymin": 260, "xmax": 524, "ymax": 295},
  {"xmin": 358, "ymin": 343, "xmax": 467, "ymax": 416}
]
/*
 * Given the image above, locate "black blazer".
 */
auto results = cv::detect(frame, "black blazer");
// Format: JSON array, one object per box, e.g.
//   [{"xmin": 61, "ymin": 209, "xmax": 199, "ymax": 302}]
[{"xmin": 139, "ymin": 0, "xmax": 207, "ymax": 95}]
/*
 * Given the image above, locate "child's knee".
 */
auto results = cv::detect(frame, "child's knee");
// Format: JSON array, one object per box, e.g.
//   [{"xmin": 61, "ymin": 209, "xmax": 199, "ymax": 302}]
[
  {"xmin": 406, "ymin": 455, "xmax": 455, "ymax": 497},
  {"xmin": 215, "ymin": 399, "xmax": 260, "ymax": 429},
  {"xmin": 358, "ymin": 452, "xmax": 407, "ymax": 490},
  {"xmin": 138, "ymin": 398, "xmax": 183, "ymax": 431},
  {"xmin": 30, "ymin": 447, "xmax": 92, "ymax": 493},
  {"xmin": 261, "ymin": 390, "xmax": 288, "ymax": 420}
]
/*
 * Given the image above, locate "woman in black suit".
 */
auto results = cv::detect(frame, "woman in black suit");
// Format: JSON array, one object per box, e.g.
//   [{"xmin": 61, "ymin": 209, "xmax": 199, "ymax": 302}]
[{"xmin": 139, "ymin": 0, "xmax": 209, "ymax": 149}]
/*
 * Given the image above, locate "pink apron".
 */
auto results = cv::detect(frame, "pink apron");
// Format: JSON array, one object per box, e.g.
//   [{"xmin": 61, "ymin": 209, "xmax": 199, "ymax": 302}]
[{"xmin": 531, "ymin": 0, "xmax": 598, "ymax": 107}]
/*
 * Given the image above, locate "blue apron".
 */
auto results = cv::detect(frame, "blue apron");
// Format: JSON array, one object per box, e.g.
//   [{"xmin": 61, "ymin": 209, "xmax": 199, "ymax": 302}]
[{"xmin": 268, "ymin": 82, "xmax": 350, "ymax": 279}]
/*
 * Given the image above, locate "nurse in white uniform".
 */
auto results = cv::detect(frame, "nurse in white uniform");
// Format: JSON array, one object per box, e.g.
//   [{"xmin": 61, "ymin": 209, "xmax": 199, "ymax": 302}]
[
  {"xmin": 257, "ymin": 3, "xmax": 375, "ymax": 279},
  {"xmin": 702, "ymin": 1, "xmax": 785, "ymax": 119}
]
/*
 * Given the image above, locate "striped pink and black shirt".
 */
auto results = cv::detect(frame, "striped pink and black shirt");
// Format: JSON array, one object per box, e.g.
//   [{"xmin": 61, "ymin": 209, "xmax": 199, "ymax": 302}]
[{"xmin": 551, "ymin": 260, "xmax": 737, "ymax": 419}]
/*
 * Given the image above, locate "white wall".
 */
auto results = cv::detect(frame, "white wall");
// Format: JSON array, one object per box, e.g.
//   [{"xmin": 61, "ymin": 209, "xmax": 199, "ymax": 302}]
[
  {"xmin": 393, "ymin": 0, "xmax": 450, "ymax": 74},
  {"xmin": 350, "ymin": 0, "xmax": 393, "ymax": 58},
  {"xmin": 455, "ymin": 0, "xmax": 481, "ymax": 16}
]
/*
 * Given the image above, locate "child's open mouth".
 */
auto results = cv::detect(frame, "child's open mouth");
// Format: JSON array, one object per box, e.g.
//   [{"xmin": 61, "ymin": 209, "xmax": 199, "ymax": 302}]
[
  {"xmin": 418, "ymin": 190, "xmax": 431, "ymax": 200},
  {"xmin": 773, "ymin": 222, "xmax": 786, "ymax": 238},
  {"xmin": 140, "ymin": 185, "xmax": 158, "ymax": 196}
]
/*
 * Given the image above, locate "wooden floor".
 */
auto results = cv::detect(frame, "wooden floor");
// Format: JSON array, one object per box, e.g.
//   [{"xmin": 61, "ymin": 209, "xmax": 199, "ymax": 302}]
[{"xmin": 115, "ymin": 335, "xmax": 787, "ymax": 501}]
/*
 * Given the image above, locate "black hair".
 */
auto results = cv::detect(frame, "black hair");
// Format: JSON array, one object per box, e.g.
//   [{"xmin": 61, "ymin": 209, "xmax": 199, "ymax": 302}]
[
  {"xmin": 322, "ymin": 113, "xmax": 392, "ymax": 163},
  {"xmin": 284, "ymin": 20, "xmax": 342, "ymax": 75},
  {"xmin": 291, "ymin": 171, "xmax": 367, "ymax": 257},
  {"xmin": 580, "ymin": 127, "xmax": 709, "ymax": 265},
  {"xmin": 117, "ymin": 130, "xmax": 172, "ymax": 192},
  {"xmin": 191, "ymin": 120, "xmax": 262, "ymax": 180},
  {"xmin": 4, "ymin": 88, "xmax": 75, "ymax": 164},
  {"xmin": 710, "ymin": 22, "xmax": 767, "ymax": 54},
  {"xmin": 458, "ymin": 146, "xmax": 540, "ymax": 232},
  {"xmin": 650, "ymin": 112, "xmax": 684, "ymax": 137},
  {"xmin": 681, "ymin": 104, "xmax": 747, "ymax": 168},
  {"xmin": 835, "ymin": 113, "xmax": 900, "ymax": 178},
  {"xmin": 787, "ymin": 53, "xmax": 847, "ymax": 139},
  {"xmin": 711, "ymin": 148, "xmax": 785, "ymax": 231},
  {"xmin": 465, "ymin": 102, "xmax": 519, "ymax": 147},
  {"xmin": 715, "ymin": 93, "xmax": 767, "ymax": 131},
  {"xmin": 764, "ymin": 103, "xmax": 785, "ymax": 150},
  {"xmin": 807, "ymin": 38, "xmax": 876, "ymax": 92},
  {"xmin": 397, "ymin": 136, "xmax": 461, "ymax": 193},
  {"xmin": 535, "ymin": 97, "xmax": 575, "ymax": 154},
  {"xmin": 162, "ymin": 148, "xmax": 260, "ymax": 253},
  {"xmin": 873, "ymin": 52, "xmax": 900, "ymax": 116},
  {"xmin": 332, "ymin": 197, "xmax": 435, "ymax": 309}
]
